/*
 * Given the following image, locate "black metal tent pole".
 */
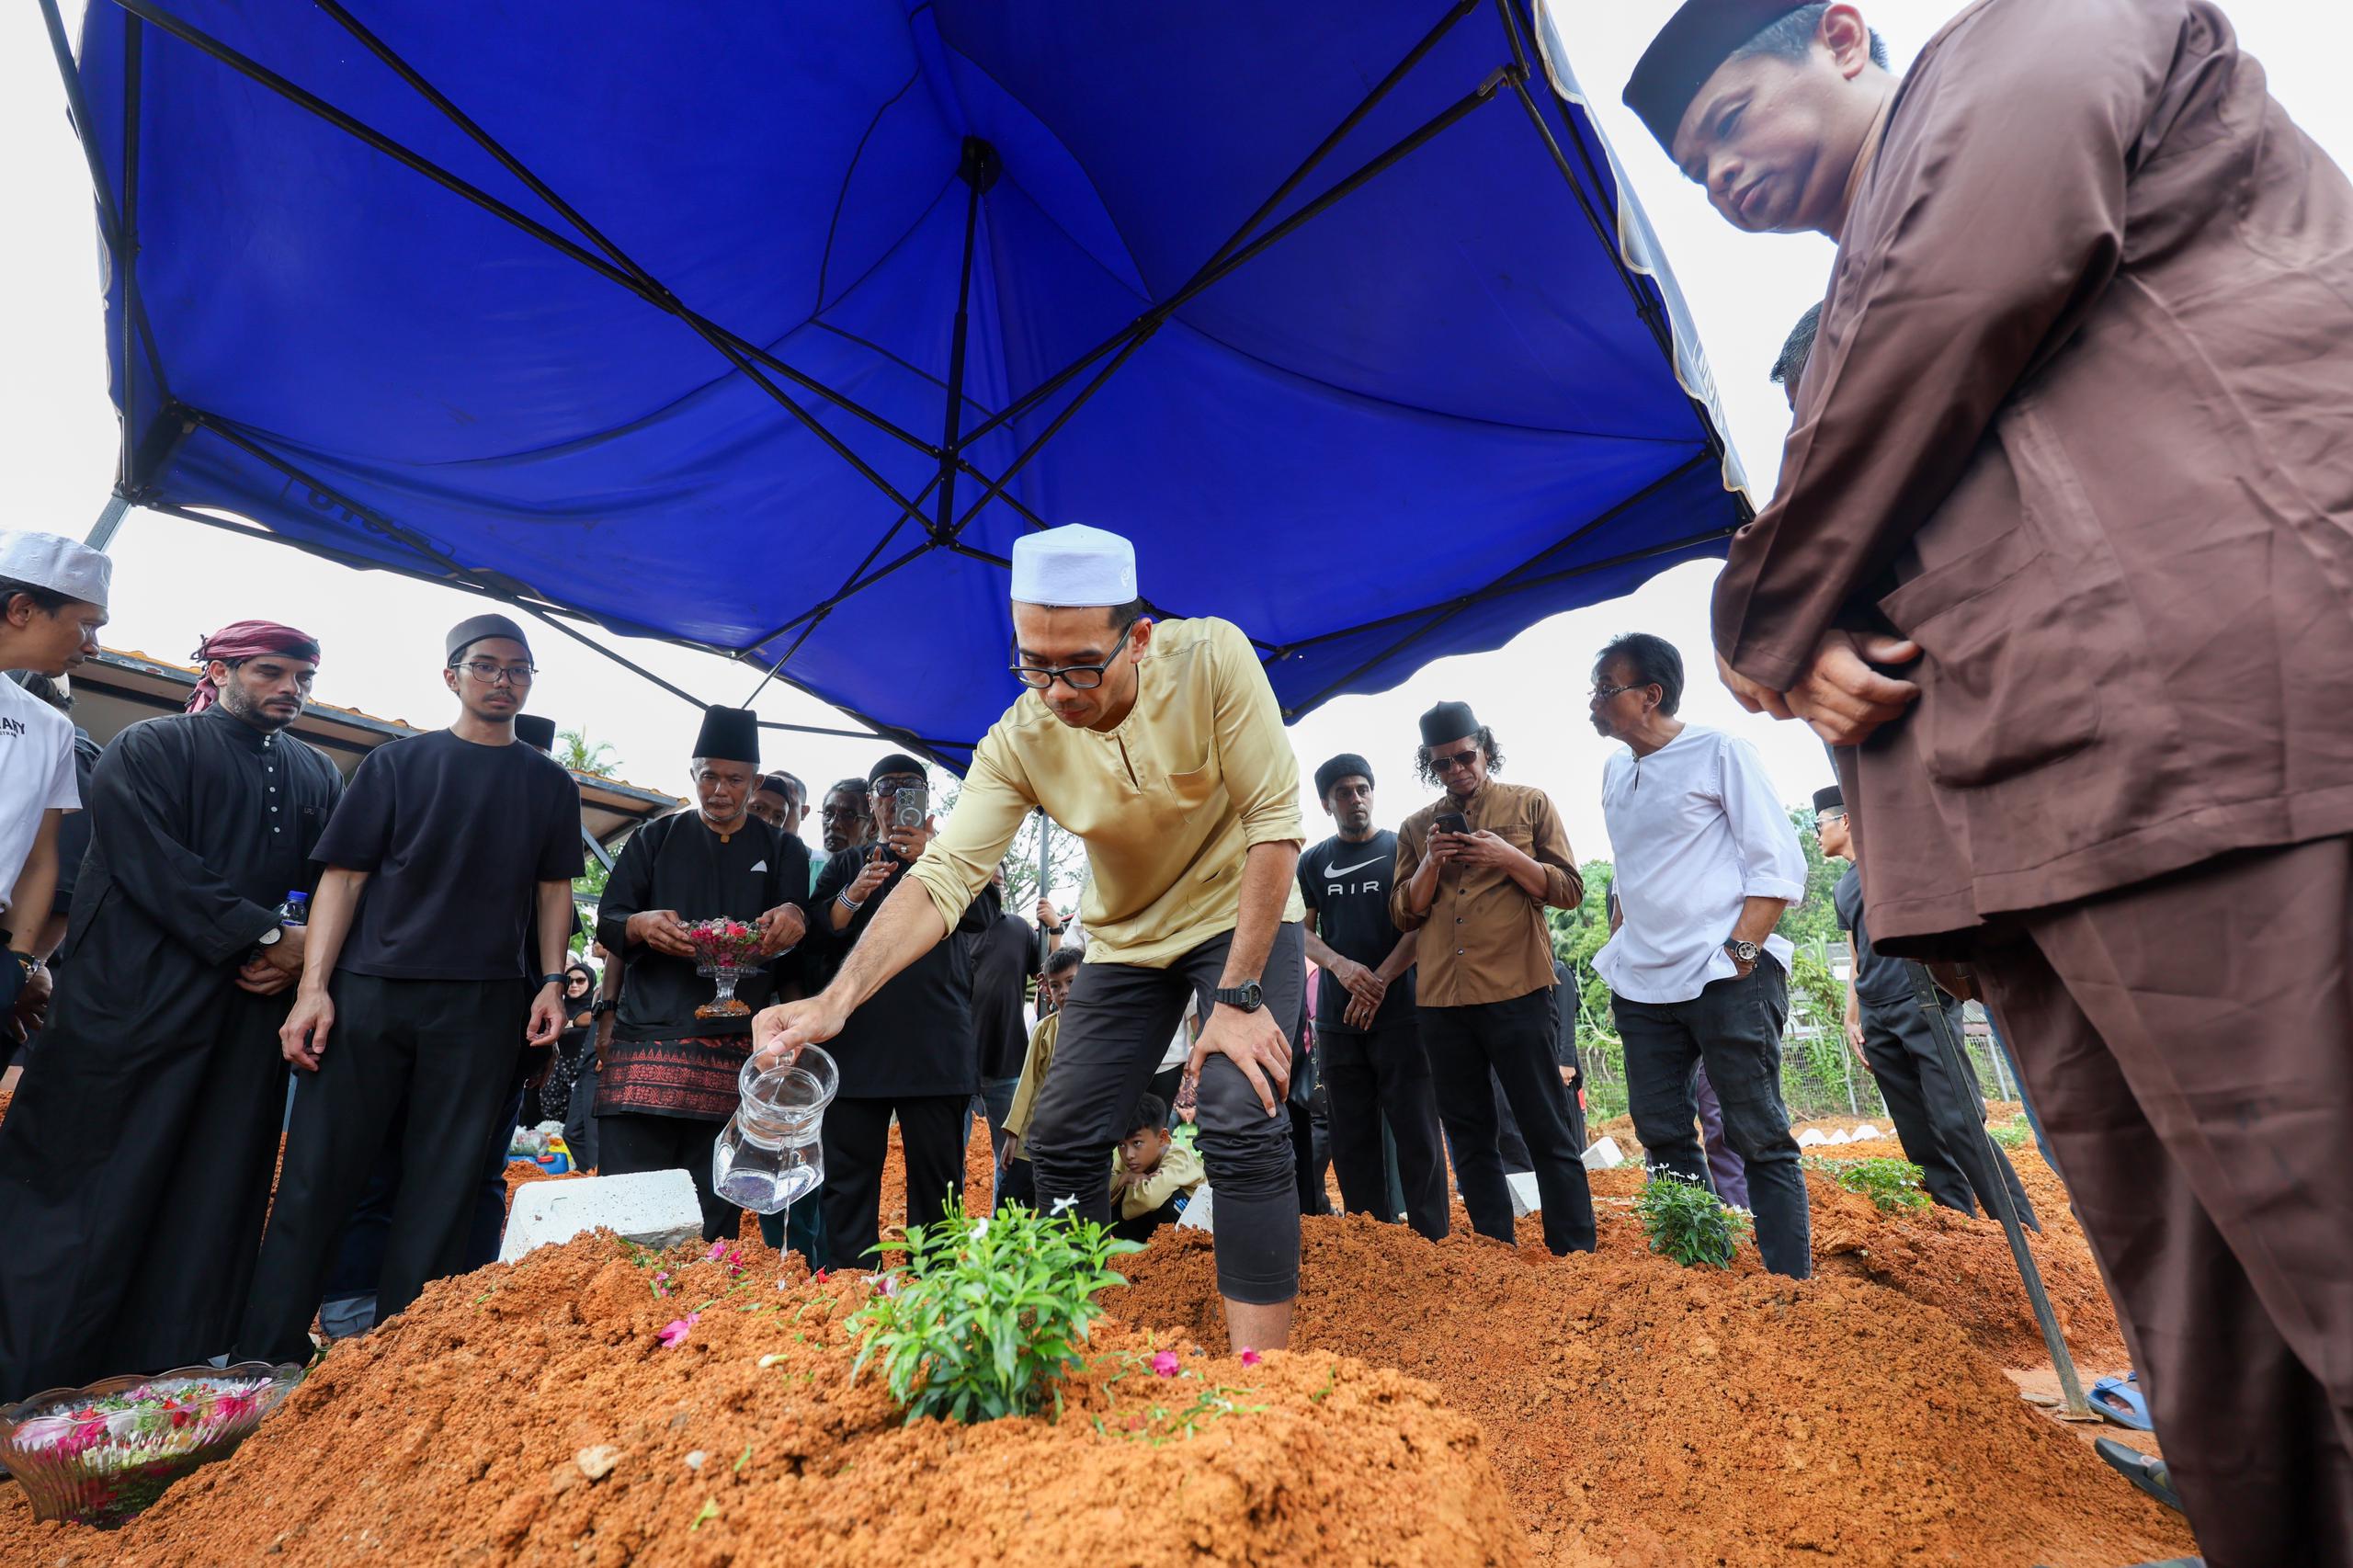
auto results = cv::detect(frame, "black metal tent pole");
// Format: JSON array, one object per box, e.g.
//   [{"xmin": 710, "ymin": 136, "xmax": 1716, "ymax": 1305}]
[
  {"xmin": 105, "ymin": 0, "xmax": 967, "ymax": 547},
  {"xmin": 933, "ymin": 138, "xmax": 999, "ymax": 543},
  {"xmin": 1493, "ymin": 0, "xmax": 1752, "ymax": 523},
  {"xmin": 949, "ymin": 0, "xmax": 1484, "ymax": 459},
  {"xmin": 117, "ymin": 16, "xmax": 142, "ymax": 495}
]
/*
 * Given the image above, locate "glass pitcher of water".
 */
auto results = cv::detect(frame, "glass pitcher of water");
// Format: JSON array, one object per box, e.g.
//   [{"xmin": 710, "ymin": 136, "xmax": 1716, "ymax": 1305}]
[{"xmin": 712, "ymin": 1045, "xmax": 839, "ymax": 1213}]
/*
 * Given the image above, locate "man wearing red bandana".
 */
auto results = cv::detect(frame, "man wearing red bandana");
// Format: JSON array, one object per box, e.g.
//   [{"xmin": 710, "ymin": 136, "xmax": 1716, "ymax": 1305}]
[{"xmin": 0, "ymin": 621, "xmax": 339, "ymax": 1400}]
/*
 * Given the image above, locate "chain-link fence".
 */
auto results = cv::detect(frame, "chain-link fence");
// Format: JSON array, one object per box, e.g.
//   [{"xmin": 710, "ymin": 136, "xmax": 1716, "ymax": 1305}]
[{"xmin": 1568, "ymin": 957, "xmax": 2022, "ymax": 1131}]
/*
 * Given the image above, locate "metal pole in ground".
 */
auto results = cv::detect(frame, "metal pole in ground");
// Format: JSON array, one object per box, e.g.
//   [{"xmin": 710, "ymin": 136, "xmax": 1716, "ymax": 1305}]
[
  {"xmin": 1033, "ymin": 811, "xmax": 1054, "ymax": 970},
  {"xmin": 1908, "ymin": 964, "xmax": 2092, "ymax": 1417}
]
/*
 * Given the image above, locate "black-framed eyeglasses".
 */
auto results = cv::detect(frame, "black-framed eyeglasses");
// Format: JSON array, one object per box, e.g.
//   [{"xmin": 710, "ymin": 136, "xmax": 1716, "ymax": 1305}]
[
  {"xmin": 820, "ymin": 803, "xmax": 869, "ymax": 822},
  {"xmin": 1589, "ymin": 681, "xmax": 1643, "ymax": 703},
  {"xmin": 457, "ymin": 658, "xmax": 537, "ymax": 686},
  {"xmin": 1010, "ymin": 619, "xmax": 1138, "ymax": 691},
  {"xmin": 1428, "ymin": 744, "xmax": 1481, "ymax": 773}
]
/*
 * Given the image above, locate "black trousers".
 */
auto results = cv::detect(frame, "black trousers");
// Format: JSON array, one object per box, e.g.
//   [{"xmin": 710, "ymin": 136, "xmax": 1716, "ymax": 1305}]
[
  {"xmin": 1419, "ymin": 988, "xmax": 1596, "ymax": 1254},
  {"xmin": 597, "ymin": 1111, "xmax": 741, "ymax": 1244},
  {"xmin": 819, "ymin": 1094, "xmax": 968, "ymax": 1272},
  {"xmin": 1614, "ymin": 960, "xmax": 1811, "ymax": 1278},
  {"xmin": 1029, "ymin": 924, "xmax": 1304, "ymax": 1303},
  {"xmin": 1321, "ymin": 1017, "xmax": 1449, "ymax": 1239},
  {"xmin": 324, "ymin": 1079, "xmax": 526, "ymax": 1321},
  {"xmin": 237, "ymin": 973, "xmax": 529, "ymax": 1365},
  {"xmin": 1862, "ymin": 975, "xmax": 2039, "ymax": 1228}
]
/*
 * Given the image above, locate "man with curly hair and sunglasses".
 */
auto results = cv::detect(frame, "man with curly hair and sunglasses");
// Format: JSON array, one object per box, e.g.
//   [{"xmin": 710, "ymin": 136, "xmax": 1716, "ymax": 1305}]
[{"xmin": 1391, "ymin": 700, "xmax": 1595, "ymax": 1256}]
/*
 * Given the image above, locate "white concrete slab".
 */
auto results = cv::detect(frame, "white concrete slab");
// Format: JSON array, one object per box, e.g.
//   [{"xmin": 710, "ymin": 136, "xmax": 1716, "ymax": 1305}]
[{"xmin": 497, "ymin": 1169, "xmax": 706, "ymax": 1264}]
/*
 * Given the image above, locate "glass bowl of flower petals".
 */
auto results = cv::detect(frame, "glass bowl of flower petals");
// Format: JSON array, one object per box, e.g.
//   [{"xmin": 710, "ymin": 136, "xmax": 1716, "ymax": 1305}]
[
  {"xmin": 0, "ymin": 1361, "xmax": 302, "ymax": 1527},
  {"xmin": 687, "ymin": 916, "xmax": 765, "ymax": 1017}
]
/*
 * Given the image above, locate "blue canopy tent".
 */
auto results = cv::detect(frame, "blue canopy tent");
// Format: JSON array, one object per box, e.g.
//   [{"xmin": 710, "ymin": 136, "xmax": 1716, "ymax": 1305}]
[{"xmin": 42, "ymin": 0, "xmax": 1748, "ymax": 765}]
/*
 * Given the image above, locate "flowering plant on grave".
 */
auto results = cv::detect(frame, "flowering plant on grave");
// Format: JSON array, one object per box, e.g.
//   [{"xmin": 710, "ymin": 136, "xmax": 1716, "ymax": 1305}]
[
  {"xmin": 849, "ymin": 1198, "xmax": 1142, "ymax": 1425},
  {"xmin": 685, "ymin": 916, "xmax": 764, "ymax": 1017},
  {"xmin": 0, "ymin": 1363, "xmax": 301, "ymax": 1527},
  {"xmin": 1633, "ymin": 1166, "xmax": 1750, "ymax": 1269}
]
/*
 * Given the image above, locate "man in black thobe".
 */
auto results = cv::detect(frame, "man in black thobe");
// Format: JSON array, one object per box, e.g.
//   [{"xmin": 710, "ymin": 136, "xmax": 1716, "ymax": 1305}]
[
  {"xmin": 236, "ymin": 614, "xmax": 579, "ymax": 1364},
  {"xmin": 1816, "ymin": 785, "xmax": 2035, "ymax": 1226},
  {"xmin": 596, "ymin": 707, "xmax": 809, "ymax": 1241},
  {"xmin": 0, "ymin": 621, "xmax": 337, "ymax": 1400},
  {"xmin": 812, "ymin": 755, "xmax": 987, "ymax": 1270}
]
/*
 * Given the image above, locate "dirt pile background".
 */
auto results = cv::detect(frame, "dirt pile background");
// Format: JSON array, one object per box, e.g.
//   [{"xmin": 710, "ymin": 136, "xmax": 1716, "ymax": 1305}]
[
  {"xmin": 2, "ymin": 1234, "xmax": 1526, "ymax": 1568},
  {"xmin": 1111, "ymin": 1214, "xmax": 2190, "ymax": 1568}
]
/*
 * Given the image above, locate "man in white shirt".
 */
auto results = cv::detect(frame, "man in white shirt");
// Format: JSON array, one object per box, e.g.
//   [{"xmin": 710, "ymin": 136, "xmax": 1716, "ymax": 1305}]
[
  {"xmin": 0, "ymin": 531, "xmax": 109, "ymax": 1040},
  {"xmin": 1589, "ymin": 632, "xmax": 1812, "ymax": 1277}
]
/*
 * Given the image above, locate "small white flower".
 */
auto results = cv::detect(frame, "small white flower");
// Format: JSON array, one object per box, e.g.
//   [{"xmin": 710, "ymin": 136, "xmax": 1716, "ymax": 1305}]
[
  {"xmin": 1050, "ymin": 1195, "xmax": 1078, "ymax": 1216},
  {"xmin": 968, "ymin": 1218, "xmax": 989, "ymax": 1243}
]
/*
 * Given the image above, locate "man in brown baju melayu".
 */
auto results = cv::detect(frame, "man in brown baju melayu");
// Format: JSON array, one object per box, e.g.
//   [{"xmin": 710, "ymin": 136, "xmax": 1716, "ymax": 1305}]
[{"xmin": 1626, "ymin": 3, "xmax": 2353, "ymax": 1562}]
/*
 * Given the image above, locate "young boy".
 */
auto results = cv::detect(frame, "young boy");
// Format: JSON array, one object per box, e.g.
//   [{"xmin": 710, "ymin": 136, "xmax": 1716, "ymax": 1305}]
[
  {"xmin": 998, "ymin": 948, "xmax": 1081, "ymax": 1211},
  {"xmin": 1108, "ymin": 1093, "xmax": 1204, "ymax": 1242}
]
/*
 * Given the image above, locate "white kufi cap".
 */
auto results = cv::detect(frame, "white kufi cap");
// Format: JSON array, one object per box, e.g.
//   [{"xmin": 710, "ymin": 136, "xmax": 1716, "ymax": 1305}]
[
  {"xmin": 1009, "ymin": 524, "xmax": 1136, "ymax": 608},
  {"xmin": 0, "ymin": 530, "xmax": 111, "ymax": 610}
]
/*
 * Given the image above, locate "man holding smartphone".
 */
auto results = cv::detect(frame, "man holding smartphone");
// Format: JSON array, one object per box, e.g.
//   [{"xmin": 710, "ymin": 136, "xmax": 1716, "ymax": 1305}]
[
  {"xmin": 806, "ymin": 755, "xmax": 987, "ymax": 1270},
  {"xmin": 1392, "ymin": 701, "xmax": 1595, "ymax": 1255}
]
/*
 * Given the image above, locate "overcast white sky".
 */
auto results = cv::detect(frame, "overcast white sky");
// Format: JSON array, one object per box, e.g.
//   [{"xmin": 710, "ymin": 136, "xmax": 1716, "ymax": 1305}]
[{"xmin": 6, "ymin": 1, "xmax": 2349, "ymax": 882}]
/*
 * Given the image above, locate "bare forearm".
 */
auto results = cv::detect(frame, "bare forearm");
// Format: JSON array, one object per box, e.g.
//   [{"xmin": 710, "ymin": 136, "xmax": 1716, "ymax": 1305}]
[
  {"xmin": 1732, "ymin": 897, "xmax": 1787, "ymax": 947},
  {"xmin": 1301, "ymin": 920, "xmax": 1349, "ymax": 975},
  {"xmin": 1217, "ymin": 841, "xmax": 1300, "ymax": 990},
  {"xmin": 537, "ymin": 881, "xmax": 574, "ymax": 977},
  {"xmin": 298, "ymin": 868, "xmax": 368, "ymax": 994},
  {"xmin": 9, "ymin": 819, "xmax": 61, "ymax": 953},
  {"xmin": 1401, "ymin": 854, "xmax": 1439, "ymax": 918},
  {"xmin": 820, "ymin": 875, "xmax": 949, "ymax": 1014},
  {"xmin": 1505, "ymin": 847, "xmax": 1549, "ymax": 902}
]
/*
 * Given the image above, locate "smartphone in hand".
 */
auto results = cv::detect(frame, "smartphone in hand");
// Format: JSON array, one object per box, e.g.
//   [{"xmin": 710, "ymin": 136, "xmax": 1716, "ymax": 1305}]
[{"xmin": 1434, "ymin": 811, "xmax": 1469, "ymax": 836}]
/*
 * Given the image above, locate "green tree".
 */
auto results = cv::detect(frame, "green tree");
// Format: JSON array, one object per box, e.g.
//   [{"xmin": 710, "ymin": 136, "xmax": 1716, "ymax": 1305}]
[
  {"xmin": 1773, "ymin": 805, "xmax": 1846, "ymax": 957},
  {"xmin": 556, "ymin": 726, "xmax": 622, "ymax": 778}
]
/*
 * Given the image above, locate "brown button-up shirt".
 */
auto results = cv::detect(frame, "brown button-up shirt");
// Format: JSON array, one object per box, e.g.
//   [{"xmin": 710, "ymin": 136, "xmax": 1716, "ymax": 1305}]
[{"xmin": 1390, "ymin": 781, "xmax": 1583, "ymax": 1007}]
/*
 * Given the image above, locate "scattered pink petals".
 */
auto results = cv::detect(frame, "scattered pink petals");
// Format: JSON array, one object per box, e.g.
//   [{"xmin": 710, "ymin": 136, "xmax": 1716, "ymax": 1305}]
[
  {"xmin": 1239, "ymin": 1348, "xmax": 1262, "ymax": 1368},
  {"xmin": 657, "ymin": 1312, "xmax": 701, "ymax": 1348},
  {"xmin": 1150, "ymin": 1350, "xmax": 1181, "ymax": 1378}
]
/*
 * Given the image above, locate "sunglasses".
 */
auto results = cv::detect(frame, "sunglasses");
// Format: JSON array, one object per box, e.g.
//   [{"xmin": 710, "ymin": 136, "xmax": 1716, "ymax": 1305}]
[{"xmin": 1428, "ymin": 745, "xmax": 1481, "ymax": 773}]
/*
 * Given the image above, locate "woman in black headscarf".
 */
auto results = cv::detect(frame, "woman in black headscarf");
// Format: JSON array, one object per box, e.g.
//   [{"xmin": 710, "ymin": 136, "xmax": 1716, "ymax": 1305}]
[{"xmin": 540, "ymin": 961, "xmax": 600, "ymax": 1156}]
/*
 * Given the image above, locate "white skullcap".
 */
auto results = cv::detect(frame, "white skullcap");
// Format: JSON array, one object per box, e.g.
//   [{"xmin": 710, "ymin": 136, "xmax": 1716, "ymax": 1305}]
[
  {"xmin": 0, "ymin": 530, "xmax": 111, "ymax": 610},
  {"xmin": 1009, "ymin": 524, "xmax": 1136, "ymax": 608}
]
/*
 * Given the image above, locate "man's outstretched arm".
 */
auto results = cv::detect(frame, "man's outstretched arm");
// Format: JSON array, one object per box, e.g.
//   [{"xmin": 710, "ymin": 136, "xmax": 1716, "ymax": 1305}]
[{"xmin": 752, "ymin": 875, "xmax": 949, "ymax": 1067}]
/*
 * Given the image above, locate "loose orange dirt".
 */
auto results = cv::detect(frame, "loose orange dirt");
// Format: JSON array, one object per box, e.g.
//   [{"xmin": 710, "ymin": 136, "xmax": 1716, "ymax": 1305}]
[{"xmin": 3, "ymin": 1234, "xmax": 1524, "ymax": 1567}]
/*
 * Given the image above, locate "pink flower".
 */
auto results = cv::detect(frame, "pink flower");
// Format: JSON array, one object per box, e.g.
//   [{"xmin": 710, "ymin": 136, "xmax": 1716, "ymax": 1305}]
[
  {"xmin": 1151, "ymin": 1351, "xmax": 1180, "ymax": 1378},
  {"xmin": 1239, "ymin": 1348, "xmax": 1262, "ymax": 1368},
  {"xmin": 657, "ymin": 1312, "xmax": 700, "ymax": 1348}
]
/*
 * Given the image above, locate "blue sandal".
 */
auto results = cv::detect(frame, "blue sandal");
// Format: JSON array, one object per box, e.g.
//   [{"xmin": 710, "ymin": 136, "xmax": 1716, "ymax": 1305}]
[{"xmin": 2089, "ymin": 1372, "xmax": 2153, "ymax": 1431}]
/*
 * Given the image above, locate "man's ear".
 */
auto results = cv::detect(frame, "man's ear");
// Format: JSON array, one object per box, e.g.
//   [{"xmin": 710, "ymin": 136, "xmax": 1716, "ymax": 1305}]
[
  {"xmin": 1127, "ymin": 617, "xmax": 1155, "ymax": 660},
  {"xmin": 441, "ymin": 665, "xmax": 462, "ymax": 697},
  {"xmin": 1822, "ymin": 4, "xmax": 1876, "ymax": 79}
]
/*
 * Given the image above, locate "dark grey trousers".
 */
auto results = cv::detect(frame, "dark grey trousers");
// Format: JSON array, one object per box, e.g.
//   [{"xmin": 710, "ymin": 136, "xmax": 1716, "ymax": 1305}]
[
  {"xmin": 1027, "ymin": 924, "xmax": 1303, "ymax": 1303},
  {"xmin": 1614, "ymin": 959, "xmax": 1811, "ymax": 1278}
]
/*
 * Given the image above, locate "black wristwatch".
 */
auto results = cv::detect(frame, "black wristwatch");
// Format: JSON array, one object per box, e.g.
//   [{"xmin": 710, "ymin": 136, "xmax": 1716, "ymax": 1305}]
[
  {"xmin": 1724, "ymin": 939, "xmax": 1759, "ymax": 966},
  {"xmin": 1212, "ymin": 981, "xmax": 1264, "ymax": 1013},
  {"xmin": 539, "ymin": 971, "xmax": 569, "ymax": 990}
]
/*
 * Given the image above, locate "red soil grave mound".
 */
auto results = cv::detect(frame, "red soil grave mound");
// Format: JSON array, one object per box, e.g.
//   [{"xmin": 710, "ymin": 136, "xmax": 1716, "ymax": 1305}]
[
  {"xmin": 1, "ymin": 1233, "xmax": 1527, "ymax": 1568},
  {"xmin": 1583, "ymin": 1148, "xmax": 2126, "ymax": 1370},
  {"xmin": 1110, "ymin": 1214, "xmax": 2193, "ymax": 1568}
]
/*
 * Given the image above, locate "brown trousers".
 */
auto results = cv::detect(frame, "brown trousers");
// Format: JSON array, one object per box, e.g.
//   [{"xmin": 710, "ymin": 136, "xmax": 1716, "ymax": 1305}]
[{"xmin": 1980, "ymin": 836, "xmax": 2353, "ymax": 1568}]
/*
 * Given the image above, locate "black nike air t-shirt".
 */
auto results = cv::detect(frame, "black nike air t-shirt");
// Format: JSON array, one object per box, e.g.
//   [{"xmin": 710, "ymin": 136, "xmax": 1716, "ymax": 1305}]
[
  {"xmin": 1298, "ymin": 830, "xmax": 1415, "ymax": 1032},
  {"xmin": 313, "ymin": 728, "xmax": 583, "ymax": 981}
]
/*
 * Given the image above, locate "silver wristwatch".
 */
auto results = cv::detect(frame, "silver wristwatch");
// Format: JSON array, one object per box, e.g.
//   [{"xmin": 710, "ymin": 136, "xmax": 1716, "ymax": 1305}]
[{"xmin": 1724, "ymin": 938, "xmax": 1759, "ymax": 965}]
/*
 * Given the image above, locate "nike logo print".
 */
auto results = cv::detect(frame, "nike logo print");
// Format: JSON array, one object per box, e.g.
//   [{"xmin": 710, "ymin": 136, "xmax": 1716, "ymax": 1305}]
[{"xmin": 1325, "ymin": 856, "xmax": 1385, "ymax": 877}]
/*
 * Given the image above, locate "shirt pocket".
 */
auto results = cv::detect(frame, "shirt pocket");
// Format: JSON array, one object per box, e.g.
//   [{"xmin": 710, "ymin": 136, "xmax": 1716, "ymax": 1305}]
[{"xmin": 1875, "ymin": 522, "xmax": 2103, "ymax": 789}]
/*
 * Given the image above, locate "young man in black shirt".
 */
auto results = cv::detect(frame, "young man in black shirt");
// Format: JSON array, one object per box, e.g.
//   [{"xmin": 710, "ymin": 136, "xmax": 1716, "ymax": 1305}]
[
  {"xmin": 237, "ymin": 614, "xmax": 581, "ymax": 1363},
  {"xmin": 596, "ymin": 708, "xmax": 810, "ymax": 1241},
  {"xmin": 810, "ymin": 755, "xmax": 986, "ymax": 1270},
  {"xmin": 1298, "ymin": 754, "xmax": 1447, "ymax": 1240},
  {"xmin": 1816, "ymin": 786, "xmax": 2035, "ymax": 1227}
]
